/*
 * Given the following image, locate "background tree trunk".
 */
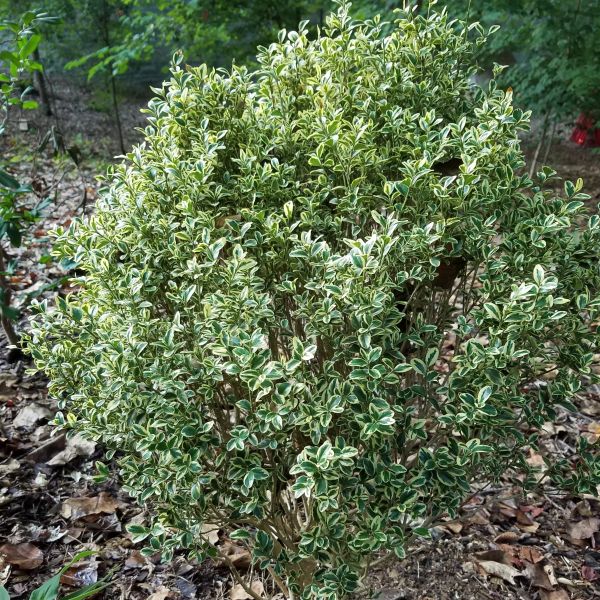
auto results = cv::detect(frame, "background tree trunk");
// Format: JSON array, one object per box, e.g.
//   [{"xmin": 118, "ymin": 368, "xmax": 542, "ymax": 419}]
[
  {"xmin": 32, "ymin": 48, "xmax": 52, "ymax": 116},
  {"xmin": 0, "ymin": 246, "xmax": 20, "ymax": 348}
]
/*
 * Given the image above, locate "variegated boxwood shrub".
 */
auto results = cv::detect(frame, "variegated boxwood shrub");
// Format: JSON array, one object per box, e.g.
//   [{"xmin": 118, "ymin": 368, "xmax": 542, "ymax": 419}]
[{"xmin": 27, "ymin": 4, "xmax": 600, "ymax": 599}]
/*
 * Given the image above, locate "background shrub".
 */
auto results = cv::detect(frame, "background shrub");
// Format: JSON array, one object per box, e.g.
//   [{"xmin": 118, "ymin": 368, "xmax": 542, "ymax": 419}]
[{"xmin": 28, "ymin": 3, "xmax": 600, "ymax": 599}]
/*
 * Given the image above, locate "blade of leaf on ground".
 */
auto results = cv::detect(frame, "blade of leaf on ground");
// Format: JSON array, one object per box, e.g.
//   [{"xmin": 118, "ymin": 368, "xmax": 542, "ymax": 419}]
[
  {"xmin": 61, "ymin": 580, "xmax": 110, "ymax": 600},
  {"xmin": 58, "ymin": 551, "xmax": 98, "ymax": 575},
  {"xmin": 28, "ymin": 575, "xmax": 60, "ymax": 600}
]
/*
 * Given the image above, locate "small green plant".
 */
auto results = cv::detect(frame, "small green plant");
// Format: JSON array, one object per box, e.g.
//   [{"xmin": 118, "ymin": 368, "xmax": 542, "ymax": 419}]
[
  {"xmin": 28, "ymin": 3, "xmax": 600, "ymax": 599},
  {"xmin": 0, "ymin": 10, "xmax": 53, "ymax": 133},
  {"xmin": 0, "ymin": 551, "xmax": 111, "ymax": 600},
  {"xmin": 0, "ymin": 10, "xmax": 53, "ymax": 350}
]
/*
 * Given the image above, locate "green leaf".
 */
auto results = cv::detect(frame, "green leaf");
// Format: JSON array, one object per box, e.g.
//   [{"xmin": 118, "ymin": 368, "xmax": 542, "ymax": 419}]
[
  {"xmin": 0, "ymin": 168, "xmax": 20, "ymax": 190},
  {"xmin": 6, "ymin": 223, "xmax": 22, "ymax": 247},
  {"xmin": 425, "ymin": 347, "xmax": 439, "ymax": 366},
  {"xmin": 483, "ymin": 302, "xmax": 501, "ymax": 321},
  {"xmin": 412, "ymin": 526, "xmax": 431, "ymax": 538},
  {"xmin": 181, "ymin": 425, "xmax": 196, "ymax": 437},
  {"xmin": 0, "ymin": 50, "xmax": 19, "ymax": 67},
  {"xmin": 472, "ymin": 444, "xmax": 493, "ymax": 453},
  {"xmin": 411, "ymin": 359, "xmax": 428, "ymax": 377},
  {"xmin": 19, "ymin": 33, "xmax": 41, "ymax": 59},
  {"xmin": 93, "ymin": 461, "xmax": 109, "ymax": 483},
  {"xmin": 477, "ymin": 386, "xmax": 492, "ymax": 404},
  {"xmin": 230, "ymin": 528, "xmax": 250, "ymax": 541},
  {"xmin": 533, "ymin": 264, "xmax": 545, "ymax": 286},
  {"xmin": 358, "ymin": 332, "xmax": 371, "ymax": 349},
  {"xmin": 29, "ymin": 575, "xmax": 60, "ymax": 600},
  {"xmin": 61, "ymin": 580, "xmax": 111, "ymax": 600},
  {"xmin": 126, "ymin": 524, "xmax": 150, "ymax": 543},
  {"xmin": 0, "ymin": 304, "xmax": 20, "ymax": 320}
]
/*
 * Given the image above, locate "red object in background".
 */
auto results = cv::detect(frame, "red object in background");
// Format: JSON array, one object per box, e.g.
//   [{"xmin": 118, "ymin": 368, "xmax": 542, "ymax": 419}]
[
  {"xmin": 570, "ymin": 113, "xmax": 600, "ymax": 147},
  {"xmin": 571, "ymin": 127, "xmax": 588, "ymax": 145}
]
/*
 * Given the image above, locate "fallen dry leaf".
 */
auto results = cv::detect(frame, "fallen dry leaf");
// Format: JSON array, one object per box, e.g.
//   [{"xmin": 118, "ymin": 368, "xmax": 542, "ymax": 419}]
[
  {"xmin": 61, "ymin": 492, "xmax": 123, "ymax": 520},
  {"xmin": 582, "ymin": 565, "xmax": 599, "ymax": 581},
  {"xmin": 513, "ymin": 506, "xmax": 541, "ymax": 533},
  {"xmin": 445, "ymin": 520, "xmax": 464, "ymax": 534},
  {"xmin": 580, "ymin": 392, "xmax": 600, "ymax": 416},
  {"xmin": 31, "ymin": 424, "xmax": 51, "ymax": 443},
  {"xmin": 0, "ymin": 458, "xmax": 20, "ymax": 475},
  {"xmin": 574, "ymin": 499, "xmax": 594, "ymax": 518},
  {"xmin": 125, "ymin": 550, "xmax": 149, "ymax": 569},
  {"xmin": 475, "ymin": 559, "xmax": 524, "ymax": 585},
  {"xmin": 519, "ymin": 504, "xmax": 544, "ymax": 519},
  {"xmin": 517, "ymin": 521, "xmax": 540, "ymax": 534},
  {"xmin": 496, "ymin": 498, "xmax": 519, "ymax": 519},
  {"xmin": 526, "ymin": 451, "xmax": 547, "ymax": 482},
  {"xmin": 506, "ymin": 507, "xmax": 540, "ymax": 533},
  {"xmin": 12, "ymin": 404, "xmax": 52, "ymax": 428},
  {"xmin": 465, "ymin": 508, "xmax": 491, "ymax": 526},
  {"xmin": 475, "ymin": 549, "xmax": 510, "ymax": 564},
  {"xmin": 46, "ymin": 527, "xmax": 68, "ymax": 543},
  {"xmin": 175, "ymin": 577, "xmax": 197, "ymax": 598},
  {"xmin": 541, "ymin": 422, "xmax": 567, "ymax": 436},
  {"xmin": 33, "ymin": 472, "xmax": 48, "ymax": 488},
  {"xmin": 26, "ymin": 433, "xmax": 67, "ymax": 463},
  {"xmin": 201, "ymin": 522, "xmax": 220, "ymax": 545},
  {"xmin": 526, "ymin": 562, "xmax": 554, "ymax": 591},
  {"xmin": 494, "ymin": 531, "xmax": 520, "ymax": 544},
  {"xmin": 568, "ymin": 517, "xmax": 599, "ymax": 545},
  {"xmin": 493, "ymin": 544, "xmax": 544, "ymax": 569},
  {"xmin": 230, "ymin": 580, "xmax": 265, "ymax": 600},
  {"xmin": 0, "ymin": 543, "xmax": 43, "ymax": 570},
  {"xmin": 147, "ymin": 586, "xmax": 174, "ymax": 600},
  {"xmin": 581, "ymin": 422, "xmax": 600, "ymax": 444},
  {"xmin": 61, "ymin": 560, "xmax": 98, "ymax": 587},
  {"xmin": 543, "ymin": 564, "xmax": 559, "ymax": 588},
  {"xmin": 47, "ymin": 433, "xmax": 96, "ymax": 466},
  {"xmin": 539, "ymin": 589, "xmax": 569, "ymax": 600},
  {"xmin": 101, "ymin": 537, "xmax": 128, "ymax": 561},
  {"xmin": 517, "ymin": 546, "xmax": 544, "ymax": 564},
  {"xmin": 218, "ymin": 540, "xmax": 252, "ymax": 570}
]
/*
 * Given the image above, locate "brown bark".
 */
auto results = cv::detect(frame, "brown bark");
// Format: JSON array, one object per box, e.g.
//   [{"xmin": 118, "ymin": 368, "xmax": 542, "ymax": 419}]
[
  {"xmin": 0, "ymin": 246, "xmax": 20, "ymax": 347},
  {"xmin": 32, "ymin": 48, "xmax": 52, "ymax": 116}
]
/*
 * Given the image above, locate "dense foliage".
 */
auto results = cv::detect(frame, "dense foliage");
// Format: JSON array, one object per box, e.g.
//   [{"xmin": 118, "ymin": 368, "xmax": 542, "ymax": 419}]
[
  {"xmin": 0, "ymin": 10, "xmax": 53, "ymax": 347},
  {"xmin": 447, "ymin": 0, "xmax": 600, "ymax": 125},
  {"xmin": 2, "ymin": 0, "xmax": 341, "ymax": 82},
  {"xmin": 29, "ymin": 4, "xmax": 600, "ymax": 599}
]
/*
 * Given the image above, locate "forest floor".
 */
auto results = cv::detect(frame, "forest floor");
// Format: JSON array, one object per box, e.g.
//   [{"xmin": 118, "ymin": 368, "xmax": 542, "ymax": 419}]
[{"xmin": 0, "ymin": 81, "xmax": 600, "ymax": 600}]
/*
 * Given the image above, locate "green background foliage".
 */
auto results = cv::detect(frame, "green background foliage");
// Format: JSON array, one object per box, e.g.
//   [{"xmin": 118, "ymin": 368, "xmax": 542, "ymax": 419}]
[
  {"xmin": 0, "ymin": 10, "xmax": 54, "ymax": 344},
  {"xmin": 2, "ymin": 0, "xmax": 598, "ymax": 121},
  {"xmin": 446, "ymin": 0, "xmax": 600, "ymax": 121}
]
